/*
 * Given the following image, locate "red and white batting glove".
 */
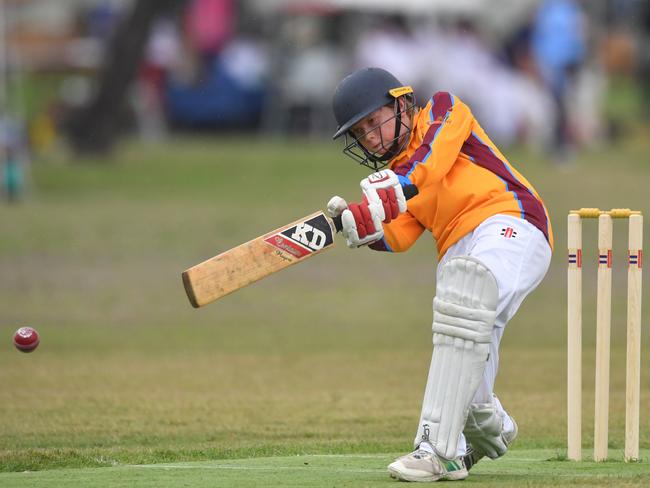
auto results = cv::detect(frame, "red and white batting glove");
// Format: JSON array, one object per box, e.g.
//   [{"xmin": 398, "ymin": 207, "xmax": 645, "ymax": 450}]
[
  {"xmin": 327, "ymin": 195, "xmax": 384, "ymax": 248},
  {"xmin": 360, "ymin": 169, "xmax": 407, "ymax": 223}
]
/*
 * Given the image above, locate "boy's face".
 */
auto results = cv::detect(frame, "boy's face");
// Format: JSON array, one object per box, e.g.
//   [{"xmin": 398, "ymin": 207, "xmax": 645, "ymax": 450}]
[{"xmin": 348, "ymin": 98, "xmax": 411, "ymax": 158}]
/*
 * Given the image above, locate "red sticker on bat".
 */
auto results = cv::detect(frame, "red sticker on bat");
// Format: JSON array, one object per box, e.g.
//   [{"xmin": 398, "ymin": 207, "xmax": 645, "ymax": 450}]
[{"xmin": 264, "ymin": 234, "xmax": 312, "ymax": 258}]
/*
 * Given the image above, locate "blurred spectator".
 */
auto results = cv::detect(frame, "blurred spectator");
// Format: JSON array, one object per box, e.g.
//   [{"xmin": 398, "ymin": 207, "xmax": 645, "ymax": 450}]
[
  {"xmin": 354, "ymin": 15, "xmax": 422, "ymax": 95},
  {"xmin": 531, "ymin": 0, "xmax": 587, "ymax": 160},
  {"xmin": 166, "ymin": 36, "xmax": 269, "ymax": 128},
  {"xmin": 1, "ymin": 116, "xmax": 28, "ymax": 203},
  {"xmin": 185, "ymin": 0, "xmax": 234, "ymax": 57},
  {"xmin": 501, "ymin": 20, "xmax": 558, "ymax": 149},
  {"xmin": 414, "ymin": 18, "xmax": 555, "ymax": 148},
  {"xmin": 164, "ymin": 0, "xmax": 271, "ymax": 129},
  {"xmin": 85, "ymin": 0, "xmax": 121, "ymax": 40},
  {"xmin": 133, "ymin": 18, "xmax": 183, "ymax": 141},
  {"xmin": 503, "ymin": 21, "xmax": 537, "ymax": 78},
  {"xmin": 280, "ymin": 14, "xmax": 344, "ymax": 136}
]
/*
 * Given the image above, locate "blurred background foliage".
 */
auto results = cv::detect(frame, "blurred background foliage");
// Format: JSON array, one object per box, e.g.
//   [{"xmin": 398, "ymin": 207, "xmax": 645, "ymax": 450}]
[{"xmin": 0, "ymin": 0, "xmax": 649, "ymax": 183}]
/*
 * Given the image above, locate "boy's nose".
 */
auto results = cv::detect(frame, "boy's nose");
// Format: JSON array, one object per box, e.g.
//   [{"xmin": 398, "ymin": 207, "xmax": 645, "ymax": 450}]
[{"xmin": 363, "ymin": 128, "xmax": 380, "ymax": 145}]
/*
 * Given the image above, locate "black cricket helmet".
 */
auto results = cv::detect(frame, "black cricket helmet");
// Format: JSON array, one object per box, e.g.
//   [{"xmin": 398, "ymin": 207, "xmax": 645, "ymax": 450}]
[{"xmin": 332, "ymin": 67, "xmax": 415, "ymax": 171}]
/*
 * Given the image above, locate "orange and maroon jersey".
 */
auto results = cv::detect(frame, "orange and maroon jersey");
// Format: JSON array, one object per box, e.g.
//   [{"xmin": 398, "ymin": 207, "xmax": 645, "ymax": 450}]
[{"xmin": 370, "ymin": 91, "xmax": 553, "ymax": 259}]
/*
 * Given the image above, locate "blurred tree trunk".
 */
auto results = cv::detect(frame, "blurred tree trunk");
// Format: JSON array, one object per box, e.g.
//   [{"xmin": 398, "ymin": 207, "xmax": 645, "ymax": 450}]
[{"xmin": 67, "ymin": 0, "xmax": 185, "ymax": 156}]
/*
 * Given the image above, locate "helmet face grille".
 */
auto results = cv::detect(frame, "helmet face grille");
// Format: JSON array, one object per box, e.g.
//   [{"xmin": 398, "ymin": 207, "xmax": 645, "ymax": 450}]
[
  {"xmin": 340, "ymin": 95, "xmax": 415, "ymax": 171},
  {"xmin": 342, "ymin": 134, "xmax": 387, "ymax": 171}
]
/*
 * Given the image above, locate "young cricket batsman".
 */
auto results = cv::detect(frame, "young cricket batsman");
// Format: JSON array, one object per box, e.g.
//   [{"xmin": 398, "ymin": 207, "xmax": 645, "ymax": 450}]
[{"xmin": 327, "ymin": 67, "xmax": 553, "ymax": 482}]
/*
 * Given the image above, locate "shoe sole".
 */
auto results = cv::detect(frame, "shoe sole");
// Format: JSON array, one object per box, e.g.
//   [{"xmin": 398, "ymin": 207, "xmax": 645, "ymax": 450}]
[{"xmin": 387, "ymin": 466, "xmax": 468, "ymax": 482}]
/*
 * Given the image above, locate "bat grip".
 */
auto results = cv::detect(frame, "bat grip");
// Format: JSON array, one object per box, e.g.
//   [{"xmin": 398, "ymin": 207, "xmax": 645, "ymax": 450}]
[{"xmin": 332, "ymin": 184, "xmax": 419, "ymax": 233}]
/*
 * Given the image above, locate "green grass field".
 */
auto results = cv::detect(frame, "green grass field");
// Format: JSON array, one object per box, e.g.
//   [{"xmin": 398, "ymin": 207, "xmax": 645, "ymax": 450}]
[{"xmin": 1, "ymin": 134, "xmax": 649, "ymax": 486}]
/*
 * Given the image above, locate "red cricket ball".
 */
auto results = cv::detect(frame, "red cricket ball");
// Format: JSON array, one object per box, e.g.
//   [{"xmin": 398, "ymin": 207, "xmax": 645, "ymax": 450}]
[{"xmin": 13, "ymin": 327, "xmax": 40, "ymax": 353}]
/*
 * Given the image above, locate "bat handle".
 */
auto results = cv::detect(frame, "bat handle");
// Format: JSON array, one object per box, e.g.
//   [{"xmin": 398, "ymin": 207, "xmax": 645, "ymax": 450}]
[{"xmin": 332, "ymin": 184, "xmax": 419, "ymax": 233}]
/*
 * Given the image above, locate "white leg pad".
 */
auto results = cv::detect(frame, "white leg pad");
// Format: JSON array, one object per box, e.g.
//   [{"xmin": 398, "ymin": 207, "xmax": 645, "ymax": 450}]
[
  {"xmin": 463, "ymin": 403, "xmax": 509, "ymax": 459},
  {"xmin": 415, "ymin": 257, "xmax": 498, "ymax": 459}
]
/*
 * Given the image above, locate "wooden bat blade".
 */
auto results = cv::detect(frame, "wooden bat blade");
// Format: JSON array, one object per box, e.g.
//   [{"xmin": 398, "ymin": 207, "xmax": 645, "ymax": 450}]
[{"xmin": 182, "ymin": 211, "xmax": 335, "ymax": 307}]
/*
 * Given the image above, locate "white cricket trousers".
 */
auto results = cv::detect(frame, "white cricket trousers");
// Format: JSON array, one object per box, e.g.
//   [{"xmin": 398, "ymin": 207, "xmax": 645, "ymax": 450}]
[{"xmin": 435, "ymin": 214, "xmax": 552, "ymax": 457}]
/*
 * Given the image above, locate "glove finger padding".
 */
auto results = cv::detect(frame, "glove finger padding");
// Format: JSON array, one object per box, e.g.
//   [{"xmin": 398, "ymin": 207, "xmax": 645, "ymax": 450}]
[
  {"xmin": 348, "ymin": 201, "xmax": 376, "ymax": 238},
  {"xmin": 360, "ymin": 169, "xmax": 407, "ymax": 218},
  {"xmin": 377, "ymin": 188, "xmax": 399, "ymax": 222},
  {"xmin": 340, "ymin": 199, "xmax": 384, "ymax": 248}
]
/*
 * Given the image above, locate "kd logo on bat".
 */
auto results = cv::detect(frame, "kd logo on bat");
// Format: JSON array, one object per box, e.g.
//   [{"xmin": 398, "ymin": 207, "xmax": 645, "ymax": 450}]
[
  {"xmin": 264, "ymin": 214, "xmax": 334, "ymax": 259},
  {"xmin": 290, "ymin": 223, "xmax": 327, "ymax": 249}
]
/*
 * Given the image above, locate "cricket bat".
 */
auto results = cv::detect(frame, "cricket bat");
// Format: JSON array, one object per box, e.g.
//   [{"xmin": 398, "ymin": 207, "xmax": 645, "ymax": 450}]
[{"xmin": 182, "ymin": 185, "xmax": 418, "ymax": 308}]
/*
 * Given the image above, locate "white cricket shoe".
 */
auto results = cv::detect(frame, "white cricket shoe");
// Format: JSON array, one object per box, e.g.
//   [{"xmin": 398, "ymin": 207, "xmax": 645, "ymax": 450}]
[{"xmin": 387, "ymin": 449, "xmax": 468, "ymax": 482}]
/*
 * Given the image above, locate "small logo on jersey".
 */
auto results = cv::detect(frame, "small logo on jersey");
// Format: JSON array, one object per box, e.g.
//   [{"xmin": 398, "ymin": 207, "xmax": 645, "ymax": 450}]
[
  {"xmin": 264, "ymin": 213, "xmax": 334, "ymax": 259},
  {"xmin": 500, "ymin": 227, "xmax": 517, "ymax": 239}
]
